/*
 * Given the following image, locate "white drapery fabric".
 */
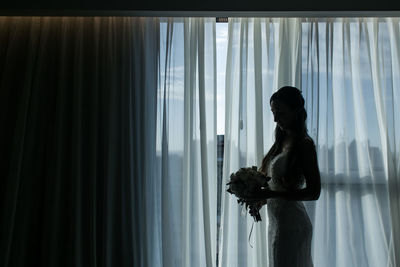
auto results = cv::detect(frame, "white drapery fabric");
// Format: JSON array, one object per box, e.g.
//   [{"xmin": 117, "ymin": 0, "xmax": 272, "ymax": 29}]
[
  {"xmin": 0, "ymin": 17, "xmax": 160, "ymax": 267},
  {"xmin": 218, "ymin": 17, "xmax": 302, "ymax": 267},
  {"xmin": 155, "ymin": 18, "xmax": 217, "ymax": 267},
  {"xmin": 303, "ymin": 18, "xmax": 400, "ymax": 267},
  {"xmin": 219, "ymin": 17, "xmax": 400, "ymax": 267}
]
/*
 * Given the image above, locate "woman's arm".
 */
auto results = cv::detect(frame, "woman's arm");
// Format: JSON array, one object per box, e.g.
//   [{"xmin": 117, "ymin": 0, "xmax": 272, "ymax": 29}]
[{"xmin": 250, "ymin": 139, "xmax": 321, "ymax": 201}]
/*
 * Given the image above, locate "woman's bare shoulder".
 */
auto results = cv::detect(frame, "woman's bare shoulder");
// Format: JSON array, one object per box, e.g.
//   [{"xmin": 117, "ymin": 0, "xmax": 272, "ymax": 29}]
[
  {"xmin": 299, "ymin": 136, "xmax": 316, "ymax": 150},
  {"xmin": 296, "ymin": 136, "xmax": 317, "ymax": 162}
]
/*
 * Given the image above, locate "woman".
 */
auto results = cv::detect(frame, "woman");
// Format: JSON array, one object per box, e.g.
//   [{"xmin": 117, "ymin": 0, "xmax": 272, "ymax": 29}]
[{"xmin": 249, "ymin": 86, "xmax": 321, "ymax": 267}]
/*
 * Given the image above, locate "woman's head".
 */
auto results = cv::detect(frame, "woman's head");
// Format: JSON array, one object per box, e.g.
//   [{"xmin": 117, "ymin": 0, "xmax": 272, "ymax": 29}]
[
  {"xmin": 260, "ymin": 86, "xmax": 310, "ymax": 174},
  {"xmin": 270, "ymin": 86, "xmax": 307, "ymax": 136}
]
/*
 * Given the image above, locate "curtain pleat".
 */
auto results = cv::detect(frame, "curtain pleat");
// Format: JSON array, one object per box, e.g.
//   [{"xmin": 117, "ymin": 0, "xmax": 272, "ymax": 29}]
[{"xmin": 386, "ymin": 18, "xmax": 400, "ymax": 267}]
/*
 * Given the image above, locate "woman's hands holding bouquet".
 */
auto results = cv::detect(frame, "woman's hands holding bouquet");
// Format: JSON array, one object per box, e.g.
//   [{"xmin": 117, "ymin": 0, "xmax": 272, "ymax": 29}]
[{"xmin": 226, "ymin": 166, "xmax": 272, "ymax": 222}]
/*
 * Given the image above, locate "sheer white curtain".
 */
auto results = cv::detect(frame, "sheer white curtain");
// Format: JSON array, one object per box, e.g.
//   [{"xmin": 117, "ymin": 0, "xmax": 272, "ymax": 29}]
[
  {"xmin": 153, "ymin": 17, "xmax": 217, "ymax": 267},
  {"xmin": 303, "ymin": 18, "xmax": 400, "ymax": 267},
  {"xmin": 220, "ymin": 17, "xmax": 400, "ymax": 267},
  {"xmin": 219, "ymin": 17, "xmax": 302, "ymax": 267}
]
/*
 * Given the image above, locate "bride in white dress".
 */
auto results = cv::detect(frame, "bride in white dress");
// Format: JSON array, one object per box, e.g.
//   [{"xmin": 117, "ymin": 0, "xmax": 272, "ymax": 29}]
[{"xmin": 249, "ymin": 86, "xmax": 321, "ymax": 267}]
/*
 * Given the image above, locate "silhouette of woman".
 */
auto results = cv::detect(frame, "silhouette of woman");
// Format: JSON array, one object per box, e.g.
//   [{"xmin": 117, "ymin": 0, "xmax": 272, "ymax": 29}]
[{"xmin": 249, "ymin": 86, "xmax": 321, "ymax": 267}]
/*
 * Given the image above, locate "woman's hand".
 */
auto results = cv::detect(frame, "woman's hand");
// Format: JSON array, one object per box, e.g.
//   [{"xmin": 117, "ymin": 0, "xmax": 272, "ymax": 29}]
[{"xmin": 244, "ymin": 187, "xmax": 273, "ymax": 202}]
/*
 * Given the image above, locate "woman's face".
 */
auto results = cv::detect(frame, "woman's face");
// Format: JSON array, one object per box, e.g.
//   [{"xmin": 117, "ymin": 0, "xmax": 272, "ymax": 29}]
[{"xmin": 270, "ymin": 100, "xmax": 296, "ymax": 131}]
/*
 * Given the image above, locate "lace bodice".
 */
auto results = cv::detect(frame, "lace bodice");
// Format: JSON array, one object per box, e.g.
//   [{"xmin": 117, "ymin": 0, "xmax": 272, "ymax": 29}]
[{"xmin": 266, "ymin": 150, "xmax": 305, "ymax": 192}]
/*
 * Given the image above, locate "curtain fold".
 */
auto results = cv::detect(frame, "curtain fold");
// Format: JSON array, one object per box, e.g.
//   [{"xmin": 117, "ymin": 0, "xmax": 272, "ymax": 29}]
[
  {"xmin": 0, "ymin": 16, "xmax": 160, "ymax": 267},
  {"xmin": 364, "ymin": 18, "xmax": 400, "ymax": 267},
  {"xmin": 156, "ymin": 17, "xmax": 217, "ymax": 267},
  {"xmin": 220, "ymin": 17, "xmax": 400, "ymax": 267},
  {"xmin": 386, "ymin": 18, "xmax": 400, "ymax": 267}
]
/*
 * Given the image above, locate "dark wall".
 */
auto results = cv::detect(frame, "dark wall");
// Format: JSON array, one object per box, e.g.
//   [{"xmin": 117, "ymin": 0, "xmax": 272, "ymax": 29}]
[{"xmin": 1, "ymin": 0, "xmax": 400, "ymax": 14}]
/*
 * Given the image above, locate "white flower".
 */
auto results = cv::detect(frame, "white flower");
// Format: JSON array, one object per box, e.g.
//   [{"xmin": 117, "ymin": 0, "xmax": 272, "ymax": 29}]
[{"xmin": 226, "ymin": 166, "xmax": 271, "ymax": 222}]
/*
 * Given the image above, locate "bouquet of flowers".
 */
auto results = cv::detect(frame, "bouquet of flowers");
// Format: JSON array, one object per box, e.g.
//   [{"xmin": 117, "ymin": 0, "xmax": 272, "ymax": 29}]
[{"xmin": 226, "ymin": 166, "xmax": 270, "ymax": 222}]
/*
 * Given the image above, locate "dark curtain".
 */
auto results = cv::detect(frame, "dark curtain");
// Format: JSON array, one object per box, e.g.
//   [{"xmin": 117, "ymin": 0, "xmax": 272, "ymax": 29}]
[{"xmin": 0, "ymin": 16, "xmax": 159, "ymax": 267}]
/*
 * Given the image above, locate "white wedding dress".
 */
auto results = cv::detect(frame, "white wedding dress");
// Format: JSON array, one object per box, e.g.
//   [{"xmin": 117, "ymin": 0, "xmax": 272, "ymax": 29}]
[{"xmin": 266, "ymin": 150, "xmax": 314, "ymax": 267}]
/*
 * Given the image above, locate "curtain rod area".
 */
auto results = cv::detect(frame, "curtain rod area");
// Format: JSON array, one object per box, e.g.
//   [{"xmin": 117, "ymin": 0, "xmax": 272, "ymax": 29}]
[{"xmin": 2, "ymin": 10, "xmax": 400, "ymax": 18}]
